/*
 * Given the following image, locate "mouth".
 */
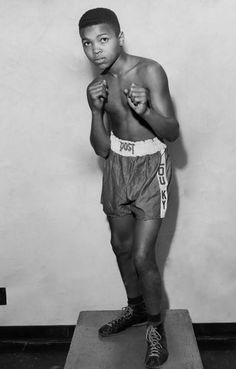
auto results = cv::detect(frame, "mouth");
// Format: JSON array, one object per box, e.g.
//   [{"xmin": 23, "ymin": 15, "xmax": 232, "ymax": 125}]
[{"xmin": 93, "ymin": 57, "xmax": 106, "ymax": 65}]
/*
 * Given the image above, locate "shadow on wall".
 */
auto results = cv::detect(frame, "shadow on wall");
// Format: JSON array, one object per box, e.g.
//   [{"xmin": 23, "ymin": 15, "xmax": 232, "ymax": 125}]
[{"xmin": 158, "ymin": 98, "xmax": 188, "ymax": 311}]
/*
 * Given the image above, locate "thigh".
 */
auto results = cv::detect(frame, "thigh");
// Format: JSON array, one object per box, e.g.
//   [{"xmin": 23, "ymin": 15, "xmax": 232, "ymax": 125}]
[{"xmin": 133, "ymin": 219, "xmax": 162, "ymax": 258}]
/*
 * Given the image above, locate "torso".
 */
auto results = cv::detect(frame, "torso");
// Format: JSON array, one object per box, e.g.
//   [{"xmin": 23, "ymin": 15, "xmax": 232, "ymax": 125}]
[{"xmin": 98, "ymin": 55, "xmax": 158, "ymax": 141}]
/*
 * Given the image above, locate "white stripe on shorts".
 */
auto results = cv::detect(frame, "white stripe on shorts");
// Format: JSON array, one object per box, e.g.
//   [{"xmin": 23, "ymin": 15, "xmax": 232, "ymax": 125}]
[{"xmin": 157, "ymin": 151, "xmax": 168, "ymax": 218}]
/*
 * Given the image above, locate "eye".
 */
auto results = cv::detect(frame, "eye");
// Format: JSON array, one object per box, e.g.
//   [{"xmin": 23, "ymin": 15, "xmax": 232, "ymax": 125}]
[
  {"xmin": 100, "ymin": 37, "xmax": 109, "ymax": 44},
  {"xmin": 82, "ymin": 41, "xmax": 90, "ymax": 47}
]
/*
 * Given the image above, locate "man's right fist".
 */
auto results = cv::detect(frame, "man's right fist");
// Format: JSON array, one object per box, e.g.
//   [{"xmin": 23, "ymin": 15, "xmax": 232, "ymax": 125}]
[{"xmin": 87, "ymin": 80, "xmax": 108, "ymax": 112}]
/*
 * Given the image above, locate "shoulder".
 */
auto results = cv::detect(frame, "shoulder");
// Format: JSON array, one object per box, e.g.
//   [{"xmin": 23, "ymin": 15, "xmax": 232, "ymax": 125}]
[
  {"xmin": 128, "ymin": 54, "xmax": 166, "ymax": 80},
  {"xmin": 132, "ymin": 57, "xmax": 169, "ymax": 93},
  {"xmin": 139, "ymin": 58, "xmax": 168, "ymax": 83}
]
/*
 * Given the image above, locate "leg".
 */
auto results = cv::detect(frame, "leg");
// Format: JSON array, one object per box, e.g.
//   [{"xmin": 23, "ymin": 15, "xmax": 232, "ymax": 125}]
[
  {"xmin": 132, "ymin": 219, "xmax": 169, "ymax": 369},
  {"xmin": 133, "ymin": 219, "xmax": 162, "ymax": 316},
  {"xmin": 108, "ymin": 214, "xmax": 141, "ymax": 299},
  {"xmin": 98, "ymin": 214, "xmax": 147, "ymax": 337}
]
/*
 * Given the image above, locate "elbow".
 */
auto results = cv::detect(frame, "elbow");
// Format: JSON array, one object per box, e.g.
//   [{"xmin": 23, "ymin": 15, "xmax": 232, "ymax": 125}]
[
  {"xmin": 94, "ymin": 148, "xmax": 110, "ymax": 158},
  {"xmin": 167, "ymin": 120, "xmax": 179, "ymax": 142},
  {"xmin": 169, "ymin": 128, "xmax": 179, "ymax": 142},
  {"xmin": 91, "ymin": 141, "xmax": 110, "ymax": 158},
  {"xmin": 90, "ymin": 135, "xmax": 110, "ymax": 158}
]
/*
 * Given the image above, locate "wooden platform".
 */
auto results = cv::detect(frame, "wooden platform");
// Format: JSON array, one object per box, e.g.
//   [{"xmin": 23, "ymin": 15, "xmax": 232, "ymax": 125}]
[{"xmin": 64, "ymin": 309, "xmax": 204, "ymax": 369}]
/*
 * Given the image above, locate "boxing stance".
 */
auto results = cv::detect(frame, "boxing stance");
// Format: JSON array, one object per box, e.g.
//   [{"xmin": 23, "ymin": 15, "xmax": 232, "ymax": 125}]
[{"xmin": 79, "ymin": 8, "xmax": 179, "ymax": 369}]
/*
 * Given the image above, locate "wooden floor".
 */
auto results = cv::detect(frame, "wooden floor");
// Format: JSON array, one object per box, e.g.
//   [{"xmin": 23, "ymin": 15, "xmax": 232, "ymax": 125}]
[{"xmin": 64, "ymin": 309, "xmax": 204, "ymax": 369}]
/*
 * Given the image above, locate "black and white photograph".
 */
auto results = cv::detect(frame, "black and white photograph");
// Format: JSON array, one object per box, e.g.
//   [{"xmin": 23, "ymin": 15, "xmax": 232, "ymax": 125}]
[{"xmin": 0, "ymin": 1, "xmax": 235, "ymax": 368}]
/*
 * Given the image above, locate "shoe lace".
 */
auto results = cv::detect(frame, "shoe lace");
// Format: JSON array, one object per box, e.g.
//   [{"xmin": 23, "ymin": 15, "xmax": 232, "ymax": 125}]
[
  {"xmin": 107, "ymin": 306, "xmax": 133, "ymax": 327},
  {"xmin": 146, "ymin": 326, "xmax": 163, "ymax": 357}
]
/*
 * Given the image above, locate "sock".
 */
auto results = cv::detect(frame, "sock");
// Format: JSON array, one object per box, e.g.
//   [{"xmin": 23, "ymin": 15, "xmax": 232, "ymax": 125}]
[
  {"xmin": 147, "ymin": 313, "xmax": 162, "ymax": 326},
  {"xmin": 128, "ymin": 295, "xmax": 144, "ymax": 306}
]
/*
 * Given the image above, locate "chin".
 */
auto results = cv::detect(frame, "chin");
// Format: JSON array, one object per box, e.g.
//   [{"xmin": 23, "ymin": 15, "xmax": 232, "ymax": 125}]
[{"xmin": 97, "ymin": 64, "xmax": 107, "ymax": 70}]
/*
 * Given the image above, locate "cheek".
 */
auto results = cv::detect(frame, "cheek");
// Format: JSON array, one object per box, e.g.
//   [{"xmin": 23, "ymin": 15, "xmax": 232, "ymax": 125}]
[
  {"xmin": 83, "ymin": 48, "xmax": 92, "ymax": 59},
  {"xmin": 110, "ymin": 43, "xmax": 120, "ymax": 55},
  {"xmin": 106, "ymin": 46, "xmax": 116, "ymax": 57}
]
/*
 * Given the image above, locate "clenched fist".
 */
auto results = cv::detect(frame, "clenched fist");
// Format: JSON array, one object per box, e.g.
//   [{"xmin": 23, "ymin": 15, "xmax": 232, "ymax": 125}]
[
  {"xmin": 87, "ymin": 79, "xmax": 108, "ymax": 112},
  {"xmin": 124, "ymin": 83, "xmax": 149, "ymax": 115}
]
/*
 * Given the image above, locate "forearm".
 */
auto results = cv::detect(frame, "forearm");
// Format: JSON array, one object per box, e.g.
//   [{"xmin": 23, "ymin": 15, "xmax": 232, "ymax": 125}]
[
  {"xmin": 141, "ymin": 107, "xmax": 179, "ymax": 142},
  {"xmin": 90, "ymin": 111, "xmax": 110, "ymax": 158}
]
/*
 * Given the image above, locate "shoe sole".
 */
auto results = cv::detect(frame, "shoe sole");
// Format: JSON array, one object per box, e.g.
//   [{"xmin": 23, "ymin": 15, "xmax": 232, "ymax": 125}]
[
  {"xmin": 145, "ymin": 362, "xmax": 167, "ymax": 369},
  {"xmin": 145, "ymin": 353, "xmax": 168, "ymax": 369},
  {"xmin": 132, "ymin": 320, "xmax": 147, "ymax": 327},
  {"xmin": 145, "ymin": 359, "xmax": 168, "ymax": 369}
]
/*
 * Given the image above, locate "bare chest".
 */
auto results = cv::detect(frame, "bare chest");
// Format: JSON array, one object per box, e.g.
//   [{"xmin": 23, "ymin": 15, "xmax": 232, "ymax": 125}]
[
  {"xmin": 104, "ymin": 72, "xmax": 142, "ymax": 115},
  {"xmin": 104, "ymin": 77, "xmax": 128, "ymax": 114}
]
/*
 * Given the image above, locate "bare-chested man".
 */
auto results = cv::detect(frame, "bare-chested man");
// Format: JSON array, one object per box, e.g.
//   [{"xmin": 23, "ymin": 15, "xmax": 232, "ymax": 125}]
[{"xmin": 79, "ymin": 8, "xmax": 179, "ymax": 369}]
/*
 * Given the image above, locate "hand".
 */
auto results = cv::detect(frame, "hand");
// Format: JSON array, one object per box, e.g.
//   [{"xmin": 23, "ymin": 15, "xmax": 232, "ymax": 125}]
[
  {"xmin": 124, "ymin": 83, "xmax": 149, "ymax": 115},
  {"xmin": 88, "ymin": 80, "xmax": 108, "ymax": 112}
]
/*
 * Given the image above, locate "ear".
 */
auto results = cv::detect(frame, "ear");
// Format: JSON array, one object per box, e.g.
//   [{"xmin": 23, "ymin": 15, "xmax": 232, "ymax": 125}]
[{"xmin": 118, "ymin": 31, "xmax": 124, "ymax": 46}]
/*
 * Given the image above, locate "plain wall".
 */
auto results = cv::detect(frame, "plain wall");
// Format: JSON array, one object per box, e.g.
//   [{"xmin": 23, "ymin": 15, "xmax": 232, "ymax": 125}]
[{"xmin": 0, "ymin": 0, "xmax": 236, "ymax": 325}]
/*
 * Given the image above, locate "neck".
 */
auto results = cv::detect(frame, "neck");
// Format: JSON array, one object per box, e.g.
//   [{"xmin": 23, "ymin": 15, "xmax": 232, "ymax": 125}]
[{"xmin": 104, "ymin": 51, "xmax": 131, "ymax": 77}]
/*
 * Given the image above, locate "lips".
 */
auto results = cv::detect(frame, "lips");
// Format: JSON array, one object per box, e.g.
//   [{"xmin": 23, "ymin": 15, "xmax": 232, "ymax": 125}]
[{"xmin": 94, "ymin": 58, "xmax": 106, "ymax": 64}]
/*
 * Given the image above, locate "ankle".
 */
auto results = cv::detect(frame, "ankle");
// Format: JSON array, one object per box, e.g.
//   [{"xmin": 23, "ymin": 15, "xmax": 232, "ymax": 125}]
[
  {"xmin": 127, "ymin": 295, "xmax": 144, "ymax": 306},
  {"xmin": 147, "ymin": 313, "xmax": 162, "ymax": 326}
]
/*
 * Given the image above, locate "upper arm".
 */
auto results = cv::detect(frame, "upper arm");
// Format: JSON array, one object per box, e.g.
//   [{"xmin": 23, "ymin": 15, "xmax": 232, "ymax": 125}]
[{"xmin": 145, "ymin": 63, "xmax": 175, "ymax": 118}]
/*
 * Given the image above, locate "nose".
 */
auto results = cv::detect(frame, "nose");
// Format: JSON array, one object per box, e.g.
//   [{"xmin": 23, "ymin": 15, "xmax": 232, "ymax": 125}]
[{"xmin": 93, "ymin": 43, "xmax": 102, "ymax": 56}]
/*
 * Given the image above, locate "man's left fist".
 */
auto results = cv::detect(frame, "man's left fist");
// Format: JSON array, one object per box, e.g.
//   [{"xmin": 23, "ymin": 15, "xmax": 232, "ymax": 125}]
[{"xmin": 124, "ymin": 83, "xmax": 149, "ymax": 115}]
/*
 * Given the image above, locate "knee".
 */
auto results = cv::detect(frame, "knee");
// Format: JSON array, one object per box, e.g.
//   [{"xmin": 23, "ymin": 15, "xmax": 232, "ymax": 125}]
[
  {"xmin": 133, "ymin": 250, "xmax": 155, "ymax": 274},
  {"xmin": 111, "ymin": 236, "xmax": 132, "ymax": 257}
]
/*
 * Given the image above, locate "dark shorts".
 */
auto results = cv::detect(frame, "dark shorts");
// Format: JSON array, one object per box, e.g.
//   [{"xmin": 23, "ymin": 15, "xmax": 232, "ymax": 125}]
[{"xmin": 101, "ymin": 133, "xmax": 172, "ymax": 220}]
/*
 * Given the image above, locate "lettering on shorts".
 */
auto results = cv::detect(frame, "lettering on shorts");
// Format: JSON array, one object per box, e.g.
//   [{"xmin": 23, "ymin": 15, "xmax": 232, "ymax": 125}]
[
  {"xmin": 119, "ymin": 141, "xmax": 135, "ymax": 155},
  {"xmin": 158, "ymin": 164, "xmax": 166, "ymax": 185},
  {"xmin": 157, "ymin": 163, "xmax": 168, "ymax": 216},
  {"xmin": 161, "ymin": 189, "xmax": 167, "ymax": 211}
]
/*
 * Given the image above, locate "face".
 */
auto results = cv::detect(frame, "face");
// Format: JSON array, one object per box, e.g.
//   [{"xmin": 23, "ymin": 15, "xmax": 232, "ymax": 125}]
[{"xmin": 80, "ymin": 23, "xmax": 124, "ymax": 70}]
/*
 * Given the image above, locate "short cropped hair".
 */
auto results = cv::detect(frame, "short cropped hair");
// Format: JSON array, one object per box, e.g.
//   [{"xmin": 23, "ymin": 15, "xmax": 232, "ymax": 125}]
[{"xmin": 79, "ymin": 8, "xmax": 121, "ymax": 36}]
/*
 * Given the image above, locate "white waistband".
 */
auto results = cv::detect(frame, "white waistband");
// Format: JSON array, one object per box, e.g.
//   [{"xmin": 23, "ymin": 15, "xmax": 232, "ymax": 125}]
[{"xmin": 110, "ymin": 132, "xmax": 166, "ymax": 157}]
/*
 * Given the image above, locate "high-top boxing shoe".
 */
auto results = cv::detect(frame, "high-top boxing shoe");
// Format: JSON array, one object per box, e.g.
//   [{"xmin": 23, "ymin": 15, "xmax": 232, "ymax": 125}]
[{"xmin": 98, "ymin": 302, "xmax": 147, "ymax": 337}]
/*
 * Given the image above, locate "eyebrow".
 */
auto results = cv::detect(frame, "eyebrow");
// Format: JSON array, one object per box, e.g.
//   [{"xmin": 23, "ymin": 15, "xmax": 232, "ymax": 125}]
[{"xmin": 82, "ymin": 33, "xmax": 109, "ymax": 41}]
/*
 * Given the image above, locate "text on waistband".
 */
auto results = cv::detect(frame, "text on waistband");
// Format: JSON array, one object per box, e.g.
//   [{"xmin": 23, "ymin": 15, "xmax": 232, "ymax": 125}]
[{"xmin": 119, "ymin": 141, "xmax": 135, "ymax": 155}]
